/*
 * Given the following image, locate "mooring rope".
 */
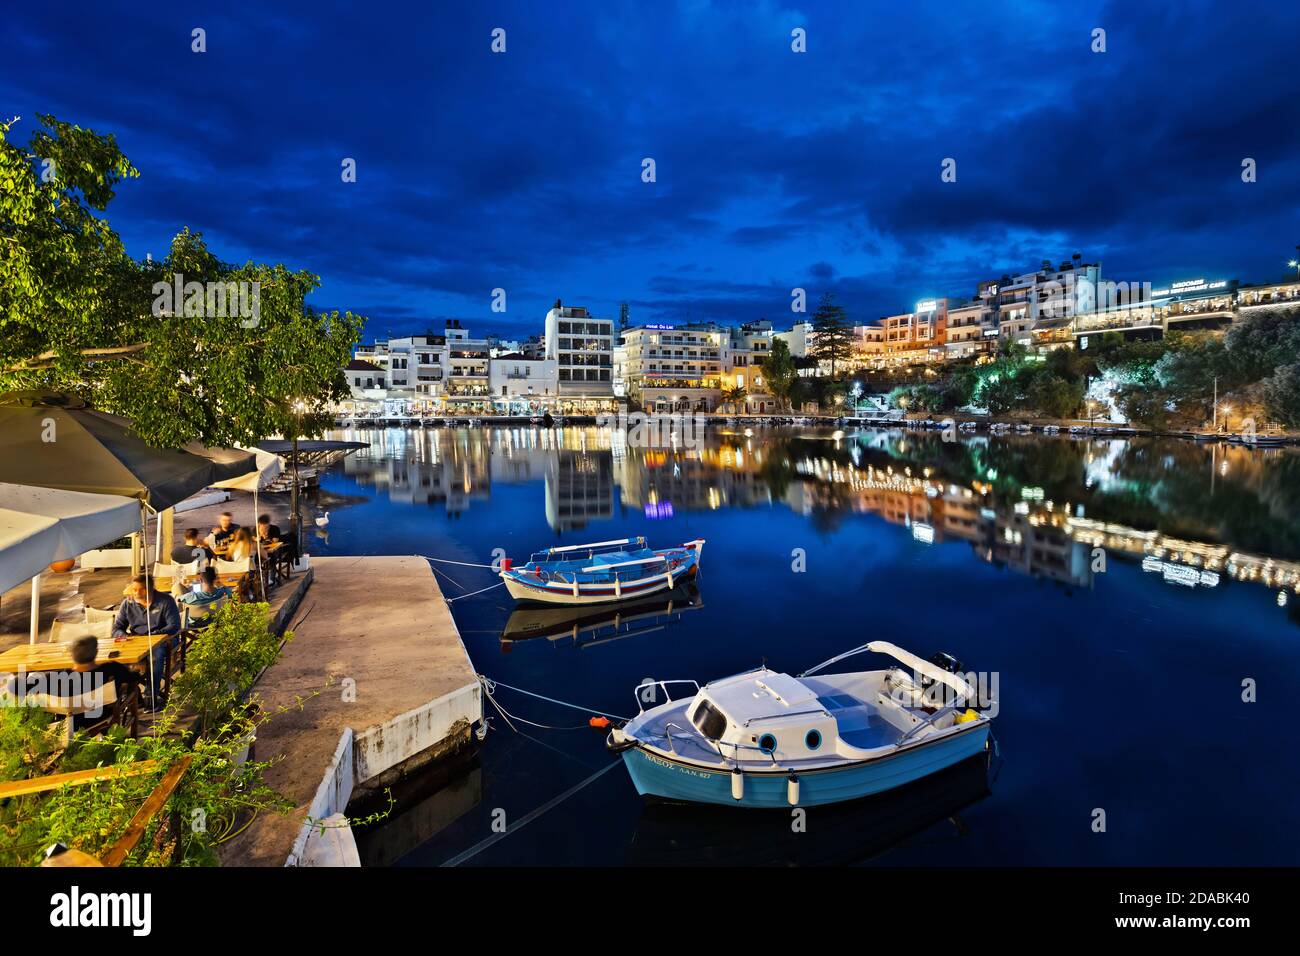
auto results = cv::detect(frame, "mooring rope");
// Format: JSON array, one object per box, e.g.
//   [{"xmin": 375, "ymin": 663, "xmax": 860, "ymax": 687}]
[
  {"xmin": 445, "ymin": 581, "xmax": 505, "ymax": 602},
  {"xmin": 439, "ymin": 761, "xmax": 622, "ymax": 867},
  {"xmin": 479, "ymin": 675, "xmax": 630, "ymax": 722},
  {"xmin": 423, "ymin": 555, "xmax": 497, "ymax": 569}
]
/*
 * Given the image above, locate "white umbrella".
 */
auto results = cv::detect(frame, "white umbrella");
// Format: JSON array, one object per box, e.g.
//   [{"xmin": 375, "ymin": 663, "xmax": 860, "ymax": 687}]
[
  {"xmin": 210, "ymin": 448, "xmax": 284, "ymax": 598},
  {"xmin": 0, "ymin": 483, "xmax": 140, "ymax": 643}
]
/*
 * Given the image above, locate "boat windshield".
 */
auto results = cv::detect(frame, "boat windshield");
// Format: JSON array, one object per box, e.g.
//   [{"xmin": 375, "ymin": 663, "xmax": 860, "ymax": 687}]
[{"xmin": 691, "ymin": 699, "xmax": 727, "ymax": 740}]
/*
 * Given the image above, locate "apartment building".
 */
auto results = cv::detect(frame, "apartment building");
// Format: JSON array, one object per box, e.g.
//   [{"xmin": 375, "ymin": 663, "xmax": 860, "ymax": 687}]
[
  {"xmin": 880, "ymin": 298, "xmax": 951, "ymax": 366},
  {"xmin": 622, "ymin": 322, "xmax": 725, "ymax": 412},
  {"xmin": 543, "ymin": 301, "xmax": 615, "ymax": 410},
  {"xmin": 487, "ymin": 353, "xmax": 559, "ymax": 409},
  {"xmin": 722, "ymin": 320, "xmax": 775, "ymax": 410}
]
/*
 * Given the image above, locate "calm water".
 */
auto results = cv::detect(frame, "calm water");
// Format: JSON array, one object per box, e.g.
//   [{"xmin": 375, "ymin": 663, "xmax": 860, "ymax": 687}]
[{"xmin": 308, "ymin": 425, "xmax": 1300, "ymax": 866}]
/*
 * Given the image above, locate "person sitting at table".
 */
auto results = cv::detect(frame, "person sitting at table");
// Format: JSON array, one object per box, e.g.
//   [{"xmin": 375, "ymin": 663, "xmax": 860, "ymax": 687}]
[
  {"xmin": 112, "ymin": 575, "xmax": 181, "ymax": 710},
  {"xmin": 256, "ymin": 514, "xmax": 282, "ymax": 543},
  {"xmin": 179, "ymin": 567, "xmax": 233, "ymax": 626},
  {"xmin": 66, "ymin": 635, "xmax": 145, "ymax": 731},
  {"xmin": 171, "ymin": 527, "xmax": 214, "ymax": 566},
  {"xmin": 226, "ymin": 527, "xmax": 257, "ymax": 563},
  {"xmin": 208, "ymin": 512, "xmax": 241, "ymax": 550}
]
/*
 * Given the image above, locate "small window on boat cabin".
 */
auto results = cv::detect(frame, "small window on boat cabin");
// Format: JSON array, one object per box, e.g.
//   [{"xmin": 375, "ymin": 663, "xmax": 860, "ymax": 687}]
[{"xmin": 691, "ymin": 700, "xmax": 727, "ymax": 740}]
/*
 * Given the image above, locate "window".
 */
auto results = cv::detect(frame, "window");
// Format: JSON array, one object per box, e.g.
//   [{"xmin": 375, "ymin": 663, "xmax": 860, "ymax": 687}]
[
  {"xmin": 758, "ymin": 733, "xmax": 777, "ymax": 754},
  {"xmin": 691, "ymin": 700, "xmax": 727, "ymax": 740}
]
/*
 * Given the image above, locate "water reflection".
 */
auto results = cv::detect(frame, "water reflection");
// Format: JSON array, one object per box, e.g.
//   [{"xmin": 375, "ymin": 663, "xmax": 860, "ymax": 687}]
[
  {"xmin": 627, "ymin": 751, "xmax": 993, "ymax": 866},
  {"xmin": 501, "ymin": 583, "xmax": 703, "ymax": 651},
  {"xmin": 331, "ymin": 425, "xmax": 1300, "ymax": 608}
]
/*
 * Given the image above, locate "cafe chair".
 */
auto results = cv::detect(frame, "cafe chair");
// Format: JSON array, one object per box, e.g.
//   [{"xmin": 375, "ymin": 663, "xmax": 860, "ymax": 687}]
[
  {"xmin": 31, "ymin": 679, "xmax": 141, "ymax": 743},
  {"xmin": 215, "ymin": 556, "xmax": 251, "ymax": 575},
  {"xmin": 84, "ymin": 606, "xmax": 117, "ymax": 625},
  {"xmin": 181, "ymin": 593, "xmax": 230, "ymax": 630},
  {"xmin": 48, "ymin": 619, "xmax": 112, "ymax": 644}
]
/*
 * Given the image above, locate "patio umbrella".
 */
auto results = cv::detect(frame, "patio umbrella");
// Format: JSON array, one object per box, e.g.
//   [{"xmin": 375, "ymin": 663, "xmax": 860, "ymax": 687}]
[
  {"xmin": 211, "ymin": 448, "xmax": 283, "ymax": 597},
  {"xmin": 0, "ymin": 391, "xmax": 256, "ymax": 511},
  {"xmin": 0, "ymin": 484, "xmax": 140, "ymax": 642}
]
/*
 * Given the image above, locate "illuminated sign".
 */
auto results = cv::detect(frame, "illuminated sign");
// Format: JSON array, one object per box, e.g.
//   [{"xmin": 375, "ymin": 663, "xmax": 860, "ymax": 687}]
[
  {"xmin": 916, "ymin": 300, "xmax": 937, "ymax": 313},
  {"xmin": 1149, "ymin": 279, "xmax": 1229, "ymax": 297},
  {"xmin": 645, "ymin": 323, "xmax": 676, "ymax": 330}
]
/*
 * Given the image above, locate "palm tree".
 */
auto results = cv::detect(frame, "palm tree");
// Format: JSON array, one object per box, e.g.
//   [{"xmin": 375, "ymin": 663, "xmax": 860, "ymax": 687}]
[{"xmin": 721, "ymin": 385, "xmax": 747, "ymax": 414}]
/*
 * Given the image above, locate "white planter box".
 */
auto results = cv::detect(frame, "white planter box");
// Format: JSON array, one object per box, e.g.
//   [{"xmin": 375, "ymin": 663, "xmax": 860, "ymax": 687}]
[{"xmin": 79, "ymin": 549, "xmax": 135, "ymax": 571}]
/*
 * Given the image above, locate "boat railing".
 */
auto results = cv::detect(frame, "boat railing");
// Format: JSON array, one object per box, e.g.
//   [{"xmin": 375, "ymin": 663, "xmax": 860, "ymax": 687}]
[
  {"xmin": 655, "ymin": 723, "xmax": 778, "ymax": 767},
  {"xmin": 895, "ymin": 702, "xmax": 966, "ymax": 746},
  {"xmin": 635, "ymin": 679, "xmax": 700, "ymax": 713}
]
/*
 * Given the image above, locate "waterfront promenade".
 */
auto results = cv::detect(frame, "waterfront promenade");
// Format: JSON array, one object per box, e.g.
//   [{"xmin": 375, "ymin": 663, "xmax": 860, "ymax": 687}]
[{"xmin": 217, "ymin": 555, "xmax": 480, "ymax": 866}]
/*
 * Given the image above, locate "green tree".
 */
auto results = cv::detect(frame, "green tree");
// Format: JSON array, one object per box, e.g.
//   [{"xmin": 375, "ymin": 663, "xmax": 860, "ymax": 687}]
[
  {"xmin": 720, "ymin": 384, "xmax": 747, "ymax": 413},
  {"xmin": 1260, "ymin": 362, "xmax": 1300, "ymax": 427},
  {"xmin": 1, "ymin": 115, "xmax": 365, "ymax": 448},
  {"xmin": 810, "ymin": 293, "xmax": 853, "ymax": 377},
  {"xmin": 760, "ymin": 337, "xmax": 799, "ymax": 410}
]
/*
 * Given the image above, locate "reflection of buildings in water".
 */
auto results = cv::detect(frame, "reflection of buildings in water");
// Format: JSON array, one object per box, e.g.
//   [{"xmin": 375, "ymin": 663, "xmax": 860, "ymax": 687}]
[
  {"xmin": 340, "ymin": 428, "xmax": 491, "ymax": 513},
  {"xmin": 618, "ymin": 445, "xmax": 774, "ymax": 514},
  {"xmin": 545, "ymin": 450, "xmax": 614, "ymax": 531}
]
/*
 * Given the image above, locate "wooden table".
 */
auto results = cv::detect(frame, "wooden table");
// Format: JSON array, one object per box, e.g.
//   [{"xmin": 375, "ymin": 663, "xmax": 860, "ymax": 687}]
[
  {"xmin": 154, "ymin": 572, "xmax": 247, "ymax": 594},
  {"xmin": 0, "ymin": 635, "xmax": 171, "ymax": 674}
]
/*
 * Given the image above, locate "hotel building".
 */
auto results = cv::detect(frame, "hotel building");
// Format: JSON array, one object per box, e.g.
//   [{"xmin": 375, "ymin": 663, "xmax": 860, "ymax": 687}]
[
  {"xmin": 543, "ymin": 301, "xmax": 616, "ymax": 411},
  {"xmin": 621, "ymin": 322, "xmax": 726, "ymax": 412}
]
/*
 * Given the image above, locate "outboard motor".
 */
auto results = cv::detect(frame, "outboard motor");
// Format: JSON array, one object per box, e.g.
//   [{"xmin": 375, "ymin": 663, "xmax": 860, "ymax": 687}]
[{"xmin": 918, "ymin": 652, "xmax": 966, "ymax": 709}]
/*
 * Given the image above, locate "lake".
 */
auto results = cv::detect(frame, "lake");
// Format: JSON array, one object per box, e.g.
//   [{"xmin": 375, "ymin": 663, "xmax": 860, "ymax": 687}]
[{"xmin": 308, "ymin": 424, "xmax": 1300, "ymax": 866}]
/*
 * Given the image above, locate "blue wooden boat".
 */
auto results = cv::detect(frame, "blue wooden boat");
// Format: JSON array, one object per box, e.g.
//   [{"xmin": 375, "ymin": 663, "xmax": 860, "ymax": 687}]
[
  {"xmin": 500, "ymin": 537, "xmax": 704, "ymax": 606},
  {"xmin": 607, "ymin": 641, "xmax": 992, "ymax": 808}
]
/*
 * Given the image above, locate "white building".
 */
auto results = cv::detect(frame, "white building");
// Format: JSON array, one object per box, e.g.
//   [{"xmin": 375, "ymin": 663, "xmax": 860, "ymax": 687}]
[
  {"xmin": 487, "ymin": 353, "xmax": 559, "ymax": 411},
  {"xmin": 622, "ymin": 322, "xmax": 725, "ymax": 412},
  {"xmin": 543, "ymin": 300, "xmax": 615, "ymax": 411}
]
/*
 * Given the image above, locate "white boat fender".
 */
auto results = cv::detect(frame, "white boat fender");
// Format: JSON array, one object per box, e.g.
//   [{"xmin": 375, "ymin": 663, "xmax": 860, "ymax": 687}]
[
  {"xmin": 787, "ymin": 774, "xmax": 800, "ymax": 807},
  {"xmin": 731, "ymin": 768, "xmax": 744, "ymax": 801}
]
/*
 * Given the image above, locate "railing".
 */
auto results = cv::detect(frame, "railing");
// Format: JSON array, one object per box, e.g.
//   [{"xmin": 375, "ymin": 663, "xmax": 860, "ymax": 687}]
[{"xmin": 634, "ymin": 679, "xmax": 700, "ymax": 713}]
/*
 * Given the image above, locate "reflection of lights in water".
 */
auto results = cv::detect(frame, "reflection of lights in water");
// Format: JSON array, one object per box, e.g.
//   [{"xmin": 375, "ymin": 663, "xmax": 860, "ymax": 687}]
[
  {"xmin": 1220, "ymin": 461, "xmax": 1229, "ymax": 476},
  {"xmin": 1279, "ymin": 591, "xmax": 1289, "ymax": 608},
  {"xmin": 743, "ymin": 428, "xmax": 753, "ymax": 438},
  {"xmin": 644, "ymin": 501, "xmax": 675, "ymax": 519},
  {"xmin": 912, "ymin": 523, "xmax": 935, "ymax": 544}
]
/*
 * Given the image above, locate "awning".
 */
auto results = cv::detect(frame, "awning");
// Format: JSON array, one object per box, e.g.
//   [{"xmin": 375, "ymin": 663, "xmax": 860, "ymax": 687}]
[
  {"xmin": 0, "ymin": 391, "xmax": 256, "ymax": 511},
  {"xmin": 211, "ymin": 448, "xmax": 283, "ymax": 492},
  {"xmin": 0, "ymin": 484, "xmax": 139, "ymax": 595}
]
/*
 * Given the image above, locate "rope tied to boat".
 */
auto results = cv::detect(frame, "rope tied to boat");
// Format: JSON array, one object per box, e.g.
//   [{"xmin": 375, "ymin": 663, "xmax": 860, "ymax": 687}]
[
  {"xmin": 423, "ymin": 555, "xmax": 498, "ymax": 569},
  {"xmin": 445, "ymin": 581, "xmax": 505, "ymax": 603},
  {"xmin": 478, "ymin": 675, "xmax": 631, "ymax": 731}
]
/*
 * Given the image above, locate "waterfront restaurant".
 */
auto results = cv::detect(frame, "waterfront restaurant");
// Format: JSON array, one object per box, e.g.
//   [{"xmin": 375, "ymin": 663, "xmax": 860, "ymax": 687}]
[{"xmin": 1072, "ymin": 277, "xmax": 1239, "ymax": 344}]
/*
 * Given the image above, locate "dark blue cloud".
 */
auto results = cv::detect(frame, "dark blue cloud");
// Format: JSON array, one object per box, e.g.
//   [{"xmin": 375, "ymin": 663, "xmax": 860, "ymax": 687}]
[{"xmin": 3, "ymin": 0, "xmax": 1298, "ymax": 340}]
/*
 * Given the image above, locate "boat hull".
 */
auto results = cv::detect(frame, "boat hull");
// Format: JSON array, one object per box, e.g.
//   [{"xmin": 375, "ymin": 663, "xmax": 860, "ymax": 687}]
[
  {"xmin": 620, "ymin": 724, "xmax": 990, "ymax": 808},
  {"xmin": 502, "ymin": 564, "xmax": 693, "ymax": 605}
]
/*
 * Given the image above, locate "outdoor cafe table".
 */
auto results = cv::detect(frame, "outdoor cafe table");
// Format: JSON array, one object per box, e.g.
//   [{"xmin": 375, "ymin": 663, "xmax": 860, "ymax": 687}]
[
  {"xmin": 153, "ymin": 572, "xmax": 247, "ymax": 595},
  {"xmin": 0, "ymin": 635, "xmax": 171, "ymax": 675}
]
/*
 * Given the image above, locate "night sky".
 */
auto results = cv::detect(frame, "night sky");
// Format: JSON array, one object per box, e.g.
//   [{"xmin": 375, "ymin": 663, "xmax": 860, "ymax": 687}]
[{"xmin": 4, "ymin": 1, "xmax": 1298, "ymax": 341}]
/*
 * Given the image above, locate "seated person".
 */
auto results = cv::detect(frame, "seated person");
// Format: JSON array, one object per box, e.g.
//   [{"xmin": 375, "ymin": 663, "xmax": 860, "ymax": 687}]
[
  {"xmin": 170, "ymin": 527, "xmax": 214, "ymax": 566},
  {"xmin": 208, "ymin": 512, "xmax": 241, "ymax": 549},
  {"xmin": 112, "ymin": 575, "xmax": 181, "ymax": 709},
  {"xmin": 256, "ymin": 513, "xmax": 282, "ymax": 543},
  {"xmin": 65, "ymin": 634, "xmax": 145, "ymax": 731},
  {"xmin": 179, "ymin": 568, "xmax": 233, "ymax": 624},
  {"xmin": 225, "ymin": 527, "xmax": 256, "ymax": 563}
]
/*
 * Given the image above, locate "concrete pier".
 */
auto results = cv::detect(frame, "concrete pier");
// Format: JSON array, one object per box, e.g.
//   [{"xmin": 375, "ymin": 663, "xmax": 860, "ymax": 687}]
[{"xmin": 217, "ymin": 555, "xmax": 481, "ymax": 867}]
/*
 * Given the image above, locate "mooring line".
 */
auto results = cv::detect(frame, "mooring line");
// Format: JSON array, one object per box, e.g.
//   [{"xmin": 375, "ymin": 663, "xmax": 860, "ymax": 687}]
[
  {"xmin": 439, "ymin": 761, "xmax": 622, "ymax": 867},
  {"xmin": 479, "ymin": 676, "xmax": 630, "ymax": 722},
  {"xmin": 446, "ymin": 581, "xmax": 505, "ymax": 602},
  {"xmin": 423, "ymin": 555, "xmax": 497, "ymax": 569}
]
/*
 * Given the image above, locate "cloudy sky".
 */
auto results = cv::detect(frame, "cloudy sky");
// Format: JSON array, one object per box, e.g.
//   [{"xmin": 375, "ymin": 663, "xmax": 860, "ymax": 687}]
[{"xmin": 4, "ymin": 1, "xmax": 1298, "ymax": 341}]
